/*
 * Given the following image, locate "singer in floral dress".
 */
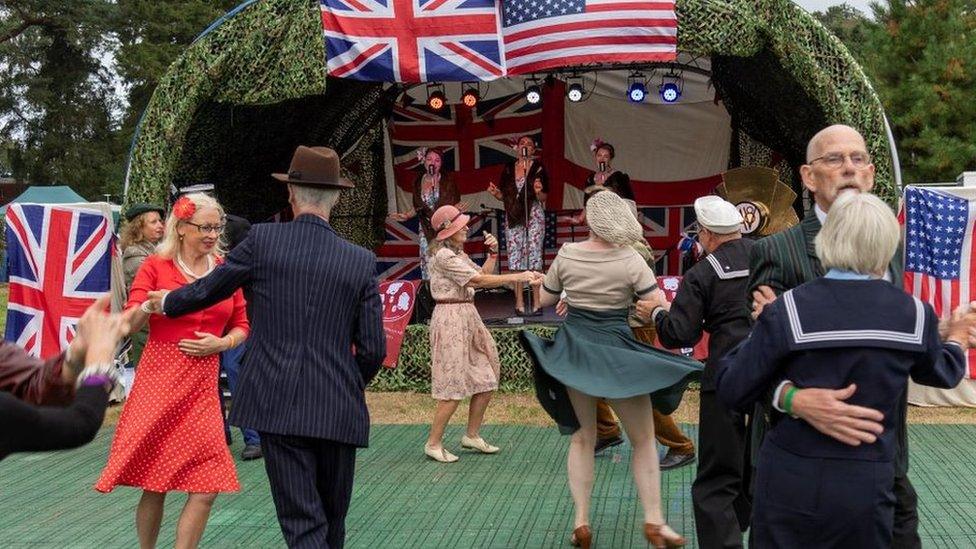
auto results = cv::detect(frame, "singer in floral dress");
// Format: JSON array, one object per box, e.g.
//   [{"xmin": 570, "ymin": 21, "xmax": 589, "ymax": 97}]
[
  {"xmin": 488, "ymin": 135, "xmax": 549, "ymax": 314},
  {"xmin": 95, "ymin": 193, "xmax": 249, "ymax": 548}
]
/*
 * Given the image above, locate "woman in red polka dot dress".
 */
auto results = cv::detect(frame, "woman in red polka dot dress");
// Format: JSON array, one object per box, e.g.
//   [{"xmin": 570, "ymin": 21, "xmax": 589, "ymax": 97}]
[{"xmin": 95, "ymin": 193, "xmax": 249, "ymax": 548}]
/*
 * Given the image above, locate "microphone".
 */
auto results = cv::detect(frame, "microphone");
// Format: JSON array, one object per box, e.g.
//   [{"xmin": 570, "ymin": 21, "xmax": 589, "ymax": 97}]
[
  {"xmin": 427, "ymin": 164, "xmax": 435, "ymax": 176},
  {"xmin": 599, "ymin": 161, "xmax": 606, "ymax": 173},
  {"xmin": 521, "ymin": 146, "xmax": 529, "ymax": 158}
]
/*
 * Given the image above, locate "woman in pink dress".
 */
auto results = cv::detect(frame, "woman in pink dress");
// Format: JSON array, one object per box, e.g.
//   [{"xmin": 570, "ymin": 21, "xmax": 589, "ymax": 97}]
[{"xmin": 96, "ymin": 193, "xmax": 249, "ymax": 549}]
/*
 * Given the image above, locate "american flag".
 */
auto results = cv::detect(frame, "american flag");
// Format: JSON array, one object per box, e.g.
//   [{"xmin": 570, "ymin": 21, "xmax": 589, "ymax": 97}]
[
  {"xmin": 4, "ymin": 204, "xmax": 113, "ymax": 358},
  {"xmin": 320, "ymin": 0, "xmax": 504, "ymax": 82},
  {"xmin": 903, "ymin": 186, "xmax": 976, "ymax": 378},
  {"xmin": 500, "ymin": 0, "xmax": 678, "ymax": 75}
]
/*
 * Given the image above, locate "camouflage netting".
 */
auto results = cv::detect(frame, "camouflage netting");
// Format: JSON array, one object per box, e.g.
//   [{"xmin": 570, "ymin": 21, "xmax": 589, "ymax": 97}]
[{"xmin": 123, "ymin": 0, "xmax": 896, "ymax": 390}]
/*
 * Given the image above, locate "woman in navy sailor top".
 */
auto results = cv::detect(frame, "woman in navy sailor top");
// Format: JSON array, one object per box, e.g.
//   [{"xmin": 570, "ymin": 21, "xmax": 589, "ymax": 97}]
[{"xmin": 716, "ymin": 192, "xmax": 975, "ymax": 548}]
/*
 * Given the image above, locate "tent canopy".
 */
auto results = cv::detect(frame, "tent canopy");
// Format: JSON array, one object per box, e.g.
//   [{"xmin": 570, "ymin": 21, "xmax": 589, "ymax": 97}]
[{"xmin": 1, "ymin": 185, "xmax": 87, "ymax": 214}]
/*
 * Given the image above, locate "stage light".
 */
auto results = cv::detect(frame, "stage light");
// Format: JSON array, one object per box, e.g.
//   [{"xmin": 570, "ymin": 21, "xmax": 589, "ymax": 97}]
[
  {"xmin": 566, "ymin": 75, "xmax": 584, "ymax": 102},
  {"xmin": 426, "ymin": 83, "xmax": 446, "ymax": 110},
  {"xmin": 461, "ymin": 82, "xmax": 480, "ymax": 107},
  {"xmin": 628, "ymin": 81, "xmax": 647, "ymax": 103},
  {"xmin": 659, "ymin": 82, "xmax": 681, "ymax": 103},
  {"xmin": 658, "ymin": 70, "xmax": 683, "ymax": 103},
  {"xmin": 525, "ymin": 83, "xmax": 542, "ymax": 105}
]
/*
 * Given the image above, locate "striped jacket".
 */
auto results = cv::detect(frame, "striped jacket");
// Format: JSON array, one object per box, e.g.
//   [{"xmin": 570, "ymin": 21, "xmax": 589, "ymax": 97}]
[{"xmin": 164, "ymin": 215, "xmax": 385, "ymax": 447}]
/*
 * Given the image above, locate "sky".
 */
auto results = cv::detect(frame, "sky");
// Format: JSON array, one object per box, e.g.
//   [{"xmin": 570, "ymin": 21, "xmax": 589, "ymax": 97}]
[{"xmin": 793, "ymin": 0, "xmax": 875, "ymax": 15}]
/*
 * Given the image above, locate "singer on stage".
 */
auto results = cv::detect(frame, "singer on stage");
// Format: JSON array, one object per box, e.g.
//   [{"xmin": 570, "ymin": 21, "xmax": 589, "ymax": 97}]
[
  {"xmin": 389, "ymin": 148, "xmax": 464, "ymax": 280},
  {"xmin": 585, "ymin": 140, "xmax": 634, "ymax": 201},
  {"xmin": 487, "ymin": 135, "xmax": 549, "ymax": 315}
]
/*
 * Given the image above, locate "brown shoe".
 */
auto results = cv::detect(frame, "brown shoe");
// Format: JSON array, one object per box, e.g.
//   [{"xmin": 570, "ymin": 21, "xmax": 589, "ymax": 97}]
[
  {"xmin": 644, "ymin": 523, "xmax": 685, "ymax": 548},
  {"xmin": 569, "ymin": 525, "xmax": 592, "ymax": 548}
]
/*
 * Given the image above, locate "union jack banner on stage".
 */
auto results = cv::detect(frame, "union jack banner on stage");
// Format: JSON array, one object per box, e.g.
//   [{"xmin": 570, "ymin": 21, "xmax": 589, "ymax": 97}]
[
  {"xmin": 375, "ymin": 213, "xmax": 499, "ymax": 280},
  {"xmin": 320, "ymin": 0, "xmax": 504, "ymax": 82},
  {"xmin": 902, "ymin": 186, "xmax": 976, "ymax": 378},
  {"xmin": 320, "ymin": 0, "xmax": 677, "ymax": 82},
  {"xmin": 390, "ymin": 91, "xmax": 543, "ymax": 194},
  {"xmin": 4, "ymin": 204, "xmax": 113, "ymax": 358}
]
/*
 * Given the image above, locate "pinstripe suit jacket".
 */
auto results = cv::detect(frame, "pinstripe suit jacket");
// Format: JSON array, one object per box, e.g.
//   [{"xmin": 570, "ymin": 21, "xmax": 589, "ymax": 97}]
[
  {"xmin": 163, "ymin": 215, "xmax": 385, "ymax": 447},
  {"xmin": 747, "ymin": 210, "xmax": 909, "ymax": 474}
]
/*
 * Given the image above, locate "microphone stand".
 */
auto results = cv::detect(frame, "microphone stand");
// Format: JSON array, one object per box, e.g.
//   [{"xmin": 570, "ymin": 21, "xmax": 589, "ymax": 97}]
[{"xmin": 521, "ymin": 150, "xmax": 534, "ymax": 316}]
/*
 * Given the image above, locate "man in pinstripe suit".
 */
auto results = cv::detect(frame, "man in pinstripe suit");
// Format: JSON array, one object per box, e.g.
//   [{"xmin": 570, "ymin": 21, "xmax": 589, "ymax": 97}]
[
  {"xmin": 149, "ymin": 146, "xmax": 386, "ymax": 548},
  {"xmin": 747, "ymin": 125, "xmax": 920, "ymax": 549}
]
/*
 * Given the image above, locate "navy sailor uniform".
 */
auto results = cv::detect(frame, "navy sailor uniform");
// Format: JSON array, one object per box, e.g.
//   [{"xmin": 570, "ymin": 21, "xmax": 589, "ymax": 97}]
[
  {"xmin": 654, "ymin": 238, "xmax": 754, "ymax": 548},
  {"xmin": 716, "ymin": 275, "xmax": 965, "ymax": 548}
]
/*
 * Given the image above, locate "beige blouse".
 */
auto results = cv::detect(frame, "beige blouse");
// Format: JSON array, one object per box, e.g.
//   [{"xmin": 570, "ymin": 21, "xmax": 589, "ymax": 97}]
[
  {"xmin": 429, "ymin": 247, "xmax": 481, "ymax": 302},
  {"xmin": 543, "ymin": 243, "xmax": 656, "ymax": 310}
]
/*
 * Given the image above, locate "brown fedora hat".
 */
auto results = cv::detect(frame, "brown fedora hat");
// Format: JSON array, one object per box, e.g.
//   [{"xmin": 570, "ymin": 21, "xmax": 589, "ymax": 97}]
[{"xmin": 271, "ymin": 146, "xmax": 354, "ymax": 188}]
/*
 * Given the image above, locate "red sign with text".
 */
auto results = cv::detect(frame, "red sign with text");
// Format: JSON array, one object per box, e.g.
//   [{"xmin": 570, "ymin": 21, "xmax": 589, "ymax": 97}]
[
  {"xmin": 654, "ymin": 276, "xmax": 709, "ymax": 361},
  {"xmin": 379, "ymin": 280, "xmax": 420, "ymax": 368}
]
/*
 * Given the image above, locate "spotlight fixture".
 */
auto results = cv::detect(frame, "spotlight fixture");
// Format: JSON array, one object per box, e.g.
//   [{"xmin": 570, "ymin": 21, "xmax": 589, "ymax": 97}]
[
  {"xmin": 626, "ymin": 72, "xmax": 647, "ymax": 103},
  {"xmin": 426, "ymin": 83, "xmax": 447, "ymax": 111},
  {"xmin": 658, "ymin": 70, "xmax": 683, "ymax": 103},
  {"xmin": 566, "ymin": 74, "xmax": 584, "ymax": 102},
  {"xmin": 524, "ymin": 79, "xmax": 542, "ymax": 105},
  {"xmin": 461, "ymin": 82, "xmax": 480, "ymax": 107}
]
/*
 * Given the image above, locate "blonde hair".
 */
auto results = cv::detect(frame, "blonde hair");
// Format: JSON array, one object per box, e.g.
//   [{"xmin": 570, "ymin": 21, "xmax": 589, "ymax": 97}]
[
  {"xmin": 119, "ymin": 212, "xmax": 157, "ymax": 250},
  {"xmin": 815, "ymin": 192, "xmax": 899, "ymax": 275},
  {"xmin": 156, "ymin": 193, "xmax": 227, "ymax": 260}
]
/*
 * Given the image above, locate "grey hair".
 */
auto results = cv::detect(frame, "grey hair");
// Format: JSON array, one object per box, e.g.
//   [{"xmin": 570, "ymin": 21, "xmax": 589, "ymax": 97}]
[
  {"xmin": 815, "ymin": 192, "xmax": 899, "ymax": 276},
  {"xmin": 289, "ymin": 184, "xmax": 342, "ymax": 213}
]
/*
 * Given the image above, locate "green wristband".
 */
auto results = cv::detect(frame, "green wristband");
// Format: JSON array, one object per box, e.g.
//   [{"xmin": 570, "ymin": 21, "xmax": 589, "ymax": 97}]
[{"xmin": 783, "ymin": 386, "xmax": 798, "ymax": 416}]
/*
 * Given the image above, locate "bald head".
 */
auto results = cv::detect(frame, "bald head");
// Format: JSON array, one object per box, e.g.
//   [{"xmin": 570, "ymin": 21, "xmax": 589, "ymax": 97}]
[
  {"xmin": 806, "ymin": 124, "xmax": 867, "ymax": 162},
  {"xmin": 800, "ymin": 124, "xmax": 875, "ymax": 211}
]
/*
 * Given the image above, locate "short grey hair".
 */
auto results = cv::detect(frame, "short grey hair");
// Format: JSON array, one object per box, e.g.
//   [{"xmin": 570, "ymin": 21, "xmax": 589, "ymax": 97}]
[
  {"xmin": 815, "ymin": 192, "xmax": 899, "ymax": 275},
  {"xmin": 289, "ymin": 184, "xmax": 342, "ymax": 213}
]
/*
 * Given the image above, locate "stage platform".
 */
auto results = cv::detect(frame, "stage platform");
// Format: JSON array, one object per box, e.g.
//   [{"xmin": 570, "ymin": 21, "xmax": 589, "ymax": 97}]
[
  {"xmin": 467, "ymin": 288, "xmax": 564, "ymax": 326},
  {"xmin": 2, "ymin": 424, "xmax": 976, "ymax": 548}
]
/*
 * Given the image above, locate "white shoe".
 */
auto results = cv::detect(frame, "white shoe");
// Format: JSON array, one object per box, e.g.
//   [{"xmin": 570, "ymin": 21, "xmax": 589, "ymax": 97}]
[
  {"xmin": 460, "ymin": 435, "xmax": 500, "ymax": 454},
  {"xmin": 424, "ymin": 445, "xmax": 459, "ymax": 463}
]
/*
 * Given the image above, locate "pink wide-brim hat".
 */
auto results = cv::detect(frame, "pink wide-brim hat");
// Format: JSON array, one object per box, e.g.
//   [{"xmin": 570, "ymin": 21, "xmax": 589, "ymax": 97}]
[{"xmin": 431, "ymin": 205, "xmax": 470, "ymax": 241}]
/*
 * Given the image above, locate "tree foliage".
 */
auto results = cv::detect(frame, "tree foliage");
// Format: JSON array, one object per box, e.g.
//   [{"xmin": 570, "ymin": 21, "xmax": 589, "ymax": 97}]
[{"xmin": 815, "ymin": 0, "xmax": 976, "ymax": 184}]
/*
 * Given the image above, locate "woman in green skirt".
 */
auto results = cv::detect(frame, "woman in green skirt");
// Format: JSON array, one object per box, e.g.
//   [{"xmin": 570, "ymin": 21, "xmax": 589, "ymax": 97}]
[{"xmin": 521, "ymin": 190, "xmax": 701, "ymax": 549}]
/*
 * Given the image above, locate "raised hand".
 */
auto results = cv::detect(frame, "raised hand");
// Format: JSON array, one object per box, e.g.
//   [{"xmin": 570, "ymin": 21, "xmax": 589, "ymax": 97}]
[
  {"xmin": 76, "ymin": 295, "xmax": 130, "ymax": 365},
  {"xmin": 487, "ymin": 181, "xmax": 502, "ymax": 200},
  {"xmin": 533, "ymin": 179, "xmax": 543, "ymax": 195},
  {"xmin": 178, "ymin": 331, "xmax": 228, "ymax": 357},
  {"xmin": 145, "ymin": 290, "xmax": 169, "ymax": 314},
  {"xmin": 483, "ymin": 232, "xmax": 499, "ymax": 253}
]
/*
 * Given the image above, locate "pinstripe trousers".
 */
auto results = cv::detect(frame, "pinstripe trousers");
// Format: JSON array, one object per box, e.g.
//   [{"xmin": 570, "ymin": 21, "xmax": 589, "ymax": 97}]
[{"xmin": 260, "ymin": 433, "xmax": 358, "ymax": 549}]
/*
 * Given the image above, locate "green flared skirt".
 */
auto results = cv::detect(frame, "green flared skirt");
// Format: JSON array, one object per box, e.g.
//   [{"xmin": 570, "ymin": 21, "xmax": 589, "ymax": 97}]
[{"xmin": 520, "ymin": 307, "xmax": 703, "ymax": 434}]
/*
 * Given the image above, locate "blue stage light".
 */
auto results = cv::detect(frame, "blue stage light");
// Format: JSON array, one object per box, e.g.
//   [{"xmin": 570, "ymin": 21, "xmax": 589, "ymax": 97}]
[
  {"xmin": 628, "ymin": 81, "xmax": 647, "ymax": 103},
  {"xmin": 659, "ymin": 82, "xmax": 681, "ymax": 103}
]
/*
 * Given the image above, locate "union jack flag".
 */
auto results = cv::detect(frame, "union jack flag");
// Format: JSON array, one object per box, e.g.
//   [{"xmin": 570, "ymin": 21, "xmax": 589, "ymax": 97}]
[
  {"xmin": 375, "ymin": 213, "xmax": 499, "ymax": 280},
  {"xmin": 320, "ymin": 0, "xmax": 503, "ymax": 83},
  {"xmin": 390, "ymin": 91, "xmax": 543, "ymax": 195},
  {"xmin": 4, "ymin": 204, "xmax": 113, "ymax": 358}
]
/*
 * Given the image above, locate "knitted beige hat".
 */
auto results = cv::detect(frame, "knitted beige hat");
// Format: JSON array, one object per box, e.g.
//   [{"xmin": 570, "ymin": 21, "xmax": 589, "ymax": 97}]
[{"xmin": 586, "ymin": 190, "xmax": 643, "ymax": 245}]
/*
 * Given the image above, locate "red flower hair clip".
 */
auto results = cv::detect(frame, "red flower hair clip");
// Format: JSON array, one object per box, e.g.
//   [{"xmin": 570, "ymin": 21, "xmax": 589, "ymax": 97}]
[{"xmin": 173, "ymin": 196, "xmax": 196, "ymax": 221}]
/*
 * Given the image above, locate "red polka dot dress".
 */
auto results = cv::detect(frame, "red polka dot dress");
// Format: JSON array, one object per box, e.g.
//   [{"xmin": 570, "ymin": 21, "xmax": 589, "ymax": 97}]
[{"xmin": 95, "ymin": 255, "xmax": 249, "ymax": 494}]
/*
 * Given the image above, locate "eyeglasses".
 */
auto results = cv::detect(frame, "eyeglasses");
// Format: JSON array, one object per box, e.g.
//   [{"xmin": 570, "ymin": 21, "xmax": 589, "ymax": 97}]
[
  {"xmin": 183, "ymin": 221, "xmax": 226, "ymax": 234},
  {"xmin": 808, "ymin": 152, "xmax": 872, "ymax": 169}
]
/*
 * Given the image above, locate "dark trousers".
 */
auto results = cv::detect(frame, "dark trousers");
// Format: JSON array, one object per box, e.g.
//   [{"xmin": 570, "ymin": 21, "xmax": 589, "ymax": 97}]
[
  {"xmin": 892, "ymin": 473, "xmax": 921, "ymax": 549},
  {"xmin": 220, "ymin": 344, "xmax": 260, "ymax": 446},
  {"xmin": 260, "ymin": 433, "xmax": 358, "ymax": 549},
  {"xmin": 693, "ymin": 391, "xmax": 750, "ymax": 549}
]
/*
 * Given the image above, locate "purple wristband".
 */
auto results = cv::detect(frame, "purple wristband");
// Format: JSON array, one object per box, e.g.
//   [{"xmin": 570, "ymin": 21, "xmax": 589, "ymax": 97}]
[{"xmin": 81, "ymin": 374, "xmax": 113, "ymax": 388}]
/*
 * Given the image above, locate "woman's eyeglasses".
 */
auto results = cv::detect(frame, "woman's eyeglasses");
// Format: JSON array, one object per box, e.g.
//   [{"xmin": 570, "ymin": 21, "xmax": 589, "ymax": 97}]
[{"xmin": 183, "ymin": 221, "xmax": 226, "ymax": 234}]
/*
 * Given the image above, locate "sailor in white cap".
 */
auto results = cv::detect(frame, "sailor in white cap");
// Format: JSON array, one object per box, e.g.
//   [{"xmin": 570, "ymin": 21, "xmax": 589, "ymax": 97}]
[{"xmin": 636, "ymin": 194, "xmax": 756, "ymax": 549}]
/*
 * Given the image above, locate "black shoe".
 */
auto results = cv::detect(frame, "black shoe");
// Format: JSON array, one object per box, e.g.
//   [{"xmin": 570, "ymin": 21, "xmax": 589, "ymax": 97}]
[
  {"xmin": 659, "ymin": 450, "xmax": 695, "ymax": 471},
  {"xmin": 594, "ymin": 435, "xmax": 624, "ymax": 455},
  {"xmin": 241, "ymin": 444, "xmax": 263, "ymax": 461}
]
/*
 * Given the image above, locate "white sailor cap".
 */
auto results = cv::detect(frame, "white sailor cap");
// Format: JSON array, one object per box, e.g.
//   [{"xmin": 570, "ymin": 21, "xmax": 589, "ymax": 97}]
[{"xmin": 694, "ymin": 195, "xmax": 743, "ymax": 234}]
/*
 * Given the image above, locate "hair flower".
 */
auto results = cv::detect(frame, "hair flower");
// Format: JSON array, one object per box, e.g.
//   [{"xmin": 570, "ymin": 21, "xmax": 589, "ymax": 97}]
[
  {"xmin": 589, "ymin": 138, "xmax": 606, "ymax": 153},
  {"xmin": 414, "ymin": 147, "xmax": 429, "ymax": 162},
  {"xmin": 173, "ymin": 196, "xmax": 196, "ymax": 221}
]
